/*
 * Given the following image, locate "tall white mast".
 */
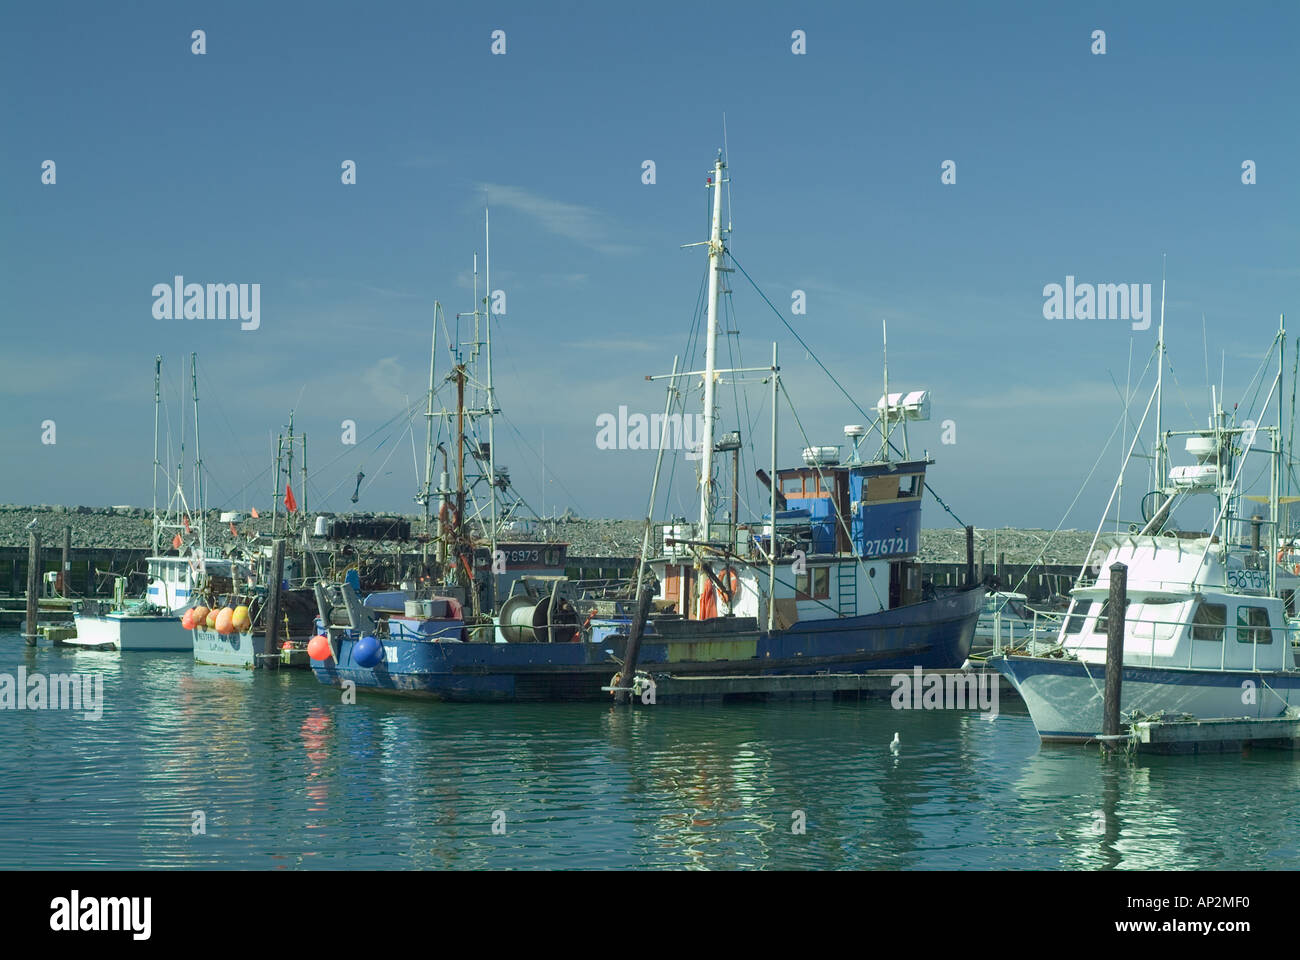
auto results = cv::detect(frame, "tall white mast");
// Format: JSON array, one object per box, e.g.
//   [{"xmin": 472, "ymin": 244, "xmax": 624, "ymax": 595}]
[
  {"xmin": 1274, "ymin": 313, "xmax": 1285, "ymax": 593},
  {"xmin": 191, "ymin": 353, "xmax": 205, "ymax": 559},
  {"xmin": 152, "ymin": 356, "xmax": 161, "ymax": 554},
  {"xmin": 486, "ymin": 205, "xmax": 498, "ymax": 600},
  {"xmin": 768, "ymin": 342, "xmax": 778, "ymax": 631},
  {"xmin": 422, "ymin": 301, "xmax": 438, "ymax": 570},
  {"xmin": 1155, "ymin": 255, "xmax": 1167, "ymax": 490},
  {"xmin": 699, "ymin": 154, "xmax": 726, "ymax": 540}
]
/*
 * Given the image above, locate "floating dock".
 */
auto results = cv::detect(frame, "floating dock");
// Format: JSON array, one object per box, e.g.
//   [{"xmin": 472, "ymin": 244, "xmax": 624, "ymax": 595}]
[
  {"xmin": 36, "ymin": 623, "xmax": 77, "ymax": 645},
  {"xmin": 649, "ymin": 667, "xmax": 1019, "ymax": 703},
  {"xmin": 1127, "ymin": 715, "xmax": 1300, "ymax": 754}
]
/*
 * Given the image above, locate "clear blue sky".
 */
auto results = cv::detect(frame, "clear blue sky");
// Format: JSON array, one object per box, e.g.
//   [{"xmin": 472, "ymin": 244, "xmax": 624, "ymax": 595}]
[{"xmin": 2, "ymin": 2, "xmax": 1297, "ymax": 532}]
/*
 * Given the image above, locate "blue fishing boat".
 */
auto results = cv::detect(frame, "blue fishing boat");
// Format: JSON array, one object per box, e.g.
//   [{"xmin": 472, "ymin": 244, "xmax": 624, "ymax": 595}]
[{"xmin": 308, "ymin": 155, "xmax": 983, "ymax": 701}]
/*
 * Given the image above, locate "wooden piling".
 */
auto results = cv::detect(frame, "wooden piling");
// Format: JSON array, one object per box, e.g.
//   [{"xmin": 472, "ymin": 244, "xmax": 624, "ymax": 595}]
[
  {"xmin": 965, "ymin": 525, "xmax": 975, "ymax": 586},
  {"xmin": 24, "ymin": 531, "xmax": 40, "ymax": 646},
  {"xmin": 263, "ymin": 539, "xmax": 286, "ymax": 669},
  {"xmin": 59, "ymin": 525, "xmax": 71, "ymax": 596},
  {"xmin": 1102, "ymin": 562, "xmax": 1127, "ymax": 750},
  {"xmin": 615, "ymin": 579, "xmax": 655, "ymax": 705}
]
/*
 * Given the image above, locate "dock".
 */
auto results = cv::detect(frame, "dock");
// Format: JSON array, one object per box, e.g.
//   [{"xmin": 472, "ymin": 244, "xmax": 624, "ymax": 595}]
[
  {"xmin": 0, "ymin": 597, "xmax": 74, "ymax": 629},
  {"xmin": 649, "ymin": 667, "xmax": 1020, "ymax": 703},
  {"xmin": 1128, "ymin": 715, "xmax": 1300, "ymax": 754}
]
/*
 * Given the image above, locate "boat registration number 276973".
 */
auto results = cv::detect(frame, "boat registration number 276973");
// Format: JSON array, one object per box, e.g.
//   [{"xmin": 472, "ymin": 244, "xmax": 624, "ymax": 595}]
[{"xmin": 861, "ymin": 537, "xmax": 910, "ymax": 557}]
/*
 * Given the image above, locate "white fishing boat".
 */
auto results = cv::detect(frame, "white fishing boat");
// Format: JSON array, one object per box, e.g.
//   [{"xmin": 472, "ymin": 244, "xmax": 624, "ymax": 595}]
[
  {"xmin": 70, "ymin": 355, "xmax": 206, "ymax": 653},
  {"xmin": 994, "ymin": 307, "xmax": 1300, "ymax": 741},
  {"xmin": 64, "ymin": 561, "xmax": 189, "ymax": 650}
]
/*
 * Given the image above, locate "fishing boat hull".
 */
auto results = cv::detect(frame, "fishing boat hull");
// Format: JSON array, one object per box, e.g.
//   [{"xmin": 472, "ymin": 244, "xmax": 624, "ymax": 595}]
[
  {"xmin": 311, "ymin": 586, "xmax": 982, "ymax": 702},
  {"xmin": 992, "ymin": 653, "xmax": 1300, "ymax": 742},
  {"xmin": 68, "ymin": 612, "xmax": 188, "ymax": 651},
  {"xmin": 191, "ymin": 627, "xmax": 312, "ymax": 668},
  {"xmin": 191, "ymin": 625, "xmax": 258, "ymax": 667}
]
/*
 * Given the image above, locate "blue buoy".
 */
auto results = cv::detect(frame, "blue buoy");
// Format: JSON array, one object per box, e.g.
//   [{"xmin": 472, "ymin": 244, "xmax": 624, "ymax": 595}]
[{"xmin": 354, "ymin": 634, "xmax": 384, "ymax": 668}]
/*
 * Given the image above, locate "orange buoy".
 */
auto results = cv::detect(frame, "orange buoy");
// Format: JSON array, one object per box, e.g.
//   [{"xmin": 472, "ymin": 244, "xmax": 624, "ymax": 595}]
[
  {"xmin": 181, "ymin": 609, "xmax": 195, "ymax": 630},
  {"xmin": 193, "ymin": 605, "xmax": 210, "ymax": 630},
  {"xmin": 307, "ymin": 635, "xmax": 331, "ymax": 661},
  {"xmin": 231, "ymin": 605, "xmax": 251, "ymax": 633},
  {"xmin": 215, "ymin": 607, "xmax": 235, "ymax": 634}
]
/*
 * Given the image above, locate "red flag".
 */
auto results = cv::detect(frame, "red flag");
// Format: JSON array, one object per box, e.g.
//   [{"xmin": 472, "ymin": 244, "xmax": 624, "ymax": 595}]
[
  {"xmin": 172, "ymin": 534, "xmax": 182, "ymax": 550},
  {"xmin": 183, "ymin": 515, "xmax": 191, "ymax": 533},
  {"xmin": 284, "ymin": 484, "xmax": 297, "ymax": 513},
  {"xmin": 229, "ymin": 522, "xmax": 238, "ymax": 538},
  {"xmin": 250, "ymin": 507, "xmax": 260, "ymax": 519}
]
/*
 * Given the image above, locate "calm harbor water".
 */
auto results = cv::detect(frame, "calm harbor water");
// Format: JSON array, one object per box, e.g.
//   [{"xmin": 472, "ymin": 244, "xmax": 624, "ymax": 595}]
[{"xmin": 2, "ymin": 630, "xmax": 1298, "ymax": 870}]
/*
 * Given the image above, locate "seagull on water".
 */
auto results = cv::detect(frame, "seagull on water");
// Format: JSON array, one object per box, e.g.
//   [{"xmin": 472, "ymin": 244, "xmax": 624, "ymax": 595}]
[{"xmin": 889, "ymin": 732, "xmax": 901, "ymax": 754}]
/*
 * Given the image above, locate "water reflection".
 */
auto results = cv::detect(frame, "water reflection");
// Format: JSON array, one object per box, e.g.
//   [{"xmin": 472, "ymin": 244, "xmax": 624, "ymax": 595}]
[{"xmin": 5, "ymin": 632, "xmax": 1300, "ymax": 869}]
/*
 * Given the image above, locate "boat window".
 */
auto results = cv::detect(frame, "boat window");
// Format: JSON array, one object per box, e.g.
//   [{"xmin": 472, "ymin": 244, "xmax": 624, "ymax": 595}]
[
  {"xmin": 1131, "ymin": 600, "xmax": 1183, "ymax": 641},
  {"xmin": 1063, "ymin": 600, "xmax": 1093, "ymax": 634},
  {"xmin": 864, "ymin": 476, "xmax": 900, "ymax": 503},
  {"xmin": 1284, "ymin": 589, "xmax": 1296, "ymax": 617},
  {"xmin": 1236, "ymin": 605, "xmax": 1273, "ymax": 644},
  {"xmin": 1191, "ymin": 602, "xmax": 1226, "ymax": 642},
  {"xmin": 804, "ymin": 474, "xmax": 832, "ymax": 497},
  {"xmin": 782, "ymin": 475, "xmax": 804, "ymax": 496},
  {"xmin": 795, "ymin": 566, "xmax": 830, "ymax": 600},
  {"xmin": 1094, "ymin": 597, "xmax": 1130, "ymax": 634},
  {"xmin": 899, "ymin": 474, "xmax": 922, "ymax": 499}
]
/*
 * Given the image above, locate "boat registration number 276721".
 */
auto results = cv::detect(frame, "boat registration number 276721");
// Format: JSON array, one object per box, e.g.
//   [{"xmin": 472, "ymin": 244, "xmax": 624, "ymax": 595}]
[{"xmin": 861, "ymin": 537, "xmax": 910, "ymax": 557}]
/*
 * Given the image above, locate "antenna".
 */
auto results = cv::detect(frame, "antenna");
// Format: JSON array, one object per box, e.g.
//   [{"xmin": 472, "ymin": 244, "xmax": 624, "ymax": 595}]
[{"xmin": 722, "ymin": 114, "xmax": 733, "ymax": 233}]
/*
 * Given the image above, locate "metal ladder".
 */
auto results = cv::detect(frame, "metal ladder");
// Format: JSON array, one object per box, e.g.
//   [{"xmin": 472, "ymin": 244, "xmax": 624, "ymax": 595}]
[{"xmin": 837, "ymin": 563, "xmax": 857, "ymax": 617}]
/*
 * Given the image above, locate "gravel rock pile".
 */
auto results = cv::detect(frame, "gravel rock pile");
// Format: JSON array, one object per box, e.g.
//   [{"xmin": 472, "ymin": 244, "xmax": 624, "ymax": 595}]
[{"xmin": 0, "ymin": 506, "xmax": 1094, "ymax": 564}]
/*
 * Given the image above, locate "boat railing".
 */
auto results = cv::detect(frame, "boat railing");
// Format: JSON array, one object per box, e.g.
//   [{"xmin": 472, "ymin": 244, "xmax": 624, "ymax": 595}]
[
  {"xmin": 990, "ymin": 608, "xmax": 1063, "ymax": 655},
  {"xmin": 1075, "ymin": 611, "xmax": 1295, "ymax": 669},
  {"xmin": 565, "ymin": 577, "xmax": 635, "ymax": 598}
]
